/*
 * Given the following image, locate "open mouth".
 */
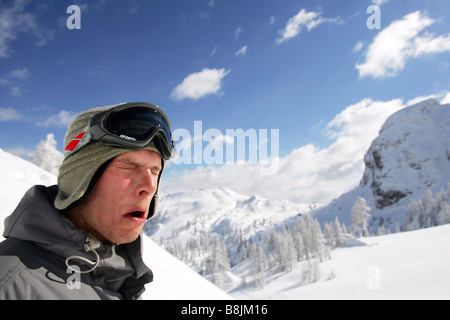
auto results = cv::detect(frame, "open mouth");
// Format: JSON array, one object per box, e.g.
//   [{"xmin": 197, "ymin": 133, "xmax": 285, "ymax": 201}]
[
  {"xmin": 129, "ymin": 211, "xmax": 145, "ymax": 218},
  {"xmin": 125, "ymin": 210, "xmax": 147, "ymax": 222}
]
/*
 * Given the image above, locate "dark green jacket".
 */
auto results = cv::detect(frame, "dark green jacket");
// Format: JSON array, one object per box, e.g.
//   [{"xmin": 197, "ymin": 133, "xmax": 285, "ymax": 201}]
[{"xmin": 0, "ymin": 185, "xmax": 153, "ymax": 300}]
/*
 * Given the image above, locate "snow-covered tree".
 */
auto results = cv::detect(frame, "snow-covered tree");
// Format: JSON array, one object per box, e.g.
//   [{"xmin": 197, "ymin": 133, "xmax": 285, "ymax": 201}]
[
  {"xmin": 248, "ymin": 242, "xmax": 265, "ymax": 287},
  {"xmin": 302, "ymin": 257, "xmax": 320, "ymax": 284},
  {"xmin": 324, "ymin": 217, "xmax": 344, "ymax": 249},
  {"xmin": 31, "ymin": 133, "xmax": 63, "ymax": 176},
  {"xmin": 333, "ymin": 217, "xmax": 344, "ymax": 246},
  {"xmin": 407, "ymin": 186, "xmax": 450, "ymax": 230},
  {"xmin": 440, "ymin": 201, "xmax": 450, "ymax": 225},
  {"xmin": 206, "ymin": 236, "xmax": 231, "ymax": 288},
  {"xmin": 207, "ymin": 237, "xmax": 230, "ymax": 275},
  {"xmin": 351, "ymin": 197, "xmax": 371, "ymax": 237}
]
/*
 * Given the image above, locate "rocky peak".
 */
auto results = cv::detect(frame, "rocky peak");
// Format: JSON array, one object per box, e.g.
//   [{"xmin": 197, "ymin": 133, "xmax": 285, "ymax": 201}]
[{"xmin": 361, "ymin": 99, "xmax": 450, "ymax": 209}]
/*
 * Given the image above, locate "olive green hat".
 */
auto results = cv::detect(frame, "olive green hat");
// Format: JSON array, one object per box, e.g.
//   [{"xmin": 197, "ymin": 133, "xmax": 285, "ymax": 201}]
[{"xmin": 55, "ymin": 103, "xmax": 165, "ymax": 219}]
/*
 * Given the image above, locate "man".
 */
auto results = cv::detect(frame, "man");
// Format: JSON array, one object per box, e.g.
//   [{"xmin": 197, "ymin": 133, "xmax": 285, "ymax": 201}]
[{"xmin": 0, "ymin": 102, "xmax": 174, "ymax": 300}]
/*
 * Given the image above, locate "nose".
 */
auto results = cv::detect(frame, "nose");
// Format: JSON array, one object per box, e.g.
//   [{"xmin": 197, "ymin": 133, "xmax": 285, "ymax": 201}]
[{"xmin": 138, "ymin": 168, "xmax": 158, "ymax": 198}]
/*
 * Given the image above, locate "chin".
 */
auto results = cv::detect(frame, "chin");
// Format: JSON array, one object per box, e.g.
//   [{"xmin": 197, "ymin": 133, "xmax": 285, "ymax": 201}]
[{"xmin": 112, "ymin": 233, "xmax": 141, "ymax": 245}]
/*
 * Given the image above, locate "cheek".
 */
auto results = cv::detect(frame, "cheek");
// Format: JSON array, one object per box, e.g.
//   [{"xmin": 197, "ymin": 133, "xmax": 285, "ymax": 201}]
[
  {"xmin": 98, "ymin": 171, "xmax": 133, "ymax": 194},
  {"xmin": 88, "ymin": 175, "xmax": 130, "ymax": 211}
]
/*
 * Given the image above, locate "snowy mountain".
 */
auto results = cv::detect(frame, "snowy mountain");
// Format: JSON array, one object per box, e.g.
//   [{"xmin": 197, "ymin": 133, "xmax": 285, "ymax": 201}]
[
  {"xmin": 145, "ymin": 187, "xmax": 316, "ymax": 270},
  {"xmin": 0, "ymin": 148, "xmax": 232, "ymax": 300},
  {"xmin": 147, "ymin": 187, "xmax": 315, "ymax": 243},
  {"xmin": 313, "ymin": 99, "xmax": 450, "ymax": 231}
]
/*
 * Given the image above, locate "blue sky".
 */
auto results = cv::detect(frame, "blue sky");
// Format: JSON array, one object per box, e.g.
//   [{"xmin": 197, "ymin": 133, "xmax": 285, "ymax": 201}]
[{"xmin": 1, "ymin": 0, "xmax": 449, "ymax": 204}]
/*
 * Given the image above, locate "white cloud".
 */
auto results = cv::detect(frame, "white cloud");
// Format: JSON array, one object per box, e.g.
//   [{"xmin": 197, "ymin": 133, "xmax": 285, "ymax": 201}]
[
  {"xmin": 235, "ymin": 45, "xmax": 248, "ymax": 58},
  {"xmin": 269, "ymin": 16, "xmax": 275, "ymax": 26},
  {"xmin": 0, "ymin": 104, "xmax": 78, "ymax": 128},
  {"xmin": 372, "ymin": 0, "xmax": 389, "ymax": 5},
  {"xmin": 163, "ymin": 97, "xmax": 409, "ymax": 204},
  {"xmin": 0, "ymin": 107, "xmax": 22, "ymax": 121},
  {"xmin": 356, "ymin": 11, "xmax": 450, "ymax": 79},
  {"xmin": 7, "ymin": 67, "xmax": 30, "ymax": 80},
  {"xmin": 0, "ymin": 0, "xmax": 53, "ymax": 58},
  {"xmin": 5, "ymin": 146, "xmax": 34, "ymax": 159},
  {"xmin": 235, "ymin": 27, "xmax": 242, "ymax": 40},
  {"xmin": 9, "ymin": 86, "xmax": 24, "ymax": 96},
  {"xmin": 0, "ymin": 67, "xmax": 31, "ymax": 96},
  {"xmin": 276, "ymin": 9, "xmax": 342, "ymax": 44},
  {"xmin": 170, "ymin": 68, "xmax": 231, "ymax": 101},
  {"xmin": 353, "ymin": 41, "xmax": 364, "ymax": 53},
  {"xmin": 210, "ymin": 45, "xmax": 218, "ymax": 57},
  {"xmin": 36, "ymin": 110, "xmax": 77, "ymax": 128}
]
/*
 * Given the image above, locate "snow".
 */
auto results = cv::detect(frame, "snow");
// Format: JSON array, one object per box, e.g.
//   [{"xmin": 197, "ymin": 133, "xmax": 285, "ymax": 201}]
[
  {"xmin": 0, "ymin": 148, "xmax": 57, "ymax": 218},
  {"xmin": 0, "ymin": 148, "xmax": 232, "ymax": 300},
  {"xmin": 141, "ymin": 235, "xmax": 232, "ymax": 300},
  {"xmin": 230, "ymin": 225, "xmax": 450, "ymax": 300}
]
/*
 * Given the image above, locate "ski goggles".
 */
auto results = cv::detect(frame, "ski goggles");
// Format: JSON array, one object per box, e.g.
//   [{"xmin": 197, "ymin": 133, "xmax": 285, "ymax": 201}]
[{"xmin": 64, "ymin": 102, "xmax": 174, "ymax": 161}]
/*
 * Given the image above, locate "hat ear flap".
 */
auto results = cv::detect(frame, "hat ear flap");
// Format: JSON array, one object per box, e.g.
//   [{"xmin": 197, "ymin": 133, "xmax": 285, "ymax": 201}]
[
  {"xmin": 147, "ymin": 158, "xmax": 164, "ymax": 219},
  {"xmin": 148, "ymin": 193, "xmax": 157, "ymax": 219}
]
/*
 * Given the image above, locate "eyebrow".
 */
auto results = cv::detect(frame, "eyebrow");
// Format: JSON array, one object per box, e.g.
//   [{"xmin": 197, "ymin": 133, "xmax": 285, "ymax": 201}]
[{"xmin": 116, "ymin": 158, "xmax": 162, "ymax": 171}]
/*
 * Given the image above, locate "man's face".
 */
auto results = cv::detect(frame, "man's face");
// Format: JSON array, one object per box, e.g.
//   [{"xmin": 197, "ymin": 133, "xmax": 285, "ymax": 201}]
[{"xmin": 71, "ymin": 149, "xmax": 162, "ymax": 245}]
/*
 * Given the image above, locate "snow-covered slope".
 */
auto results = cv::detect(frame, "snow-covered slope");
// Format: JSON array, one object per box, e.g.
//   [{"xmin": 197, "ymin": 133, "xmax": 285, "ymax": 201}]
[
  {"xmin": 230, "ymin": 223, "xmax": 450, "ymax": 300},
  {"xmin": 0, "ymin": 148, "xmax": 57, "ymax": 218},
  {"xmin": 313, "ymin": 99, "xmax": 450, "ymax": 230},
  {"xmin": 0, "ymin": 148, "xmax": 231, "ymax": 300},
  {"xmin": 141, "ymin": 235, "xmax": 232, "ymax": 300}
]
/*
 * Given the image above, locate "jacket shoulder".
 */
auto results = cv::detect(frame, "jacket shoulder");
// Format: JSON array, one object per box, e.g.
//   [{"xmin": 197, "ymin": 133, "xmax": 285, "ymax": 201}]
[
  {"xmin": 0, "ymin": 238, "xmax": 45, "ymax": 273},
  {"xmin": 0, "ymin": 238, "xmax": 48, "ymax": 299}
]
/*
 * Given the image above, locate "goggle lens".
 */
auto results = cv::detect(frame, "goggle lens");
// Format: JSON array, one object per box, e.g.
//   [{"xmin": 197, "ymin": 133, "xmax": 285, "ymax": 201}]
[{"xmin": 105, "ymin": 107, "xmax": 171, "ymax": 143}]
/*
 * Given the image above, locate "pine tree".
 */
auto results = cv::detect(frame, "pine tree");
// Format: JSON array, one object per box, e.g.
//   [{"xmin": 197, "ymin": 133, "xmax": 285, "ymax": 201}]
[
  {"xmin": 324, "ymin": 222, "xmax": 335, "ymax": 249},
  {"xmin": 333, "ymin": 216, "xmax": 344, "ymax": 246},
  {"xmin": 207, "ymin": 237, "xmax": 231, "ymax": 288},
  {"xmin": 439, "ymin": 201, "xmax": 450, "ymax": 225},
  {"xmin": 351, "ymin": 197, "xmax": 371, "ymax": 237},
  {"xmin": 266, "ymin": 231, "xmax": 279, "ymax": 271},
  {"xmin": 248, "ymin": 242, "xmax": 265, "ymax": 287}
]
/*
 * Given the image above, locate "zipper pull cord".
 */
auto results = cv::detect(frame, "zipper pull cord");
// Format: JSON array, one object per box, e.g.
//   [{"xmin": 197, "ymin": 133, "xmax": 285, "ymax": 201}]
[{"xmin": 65, "ymin": 235, "xmax": 101, "ymax": 274}]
